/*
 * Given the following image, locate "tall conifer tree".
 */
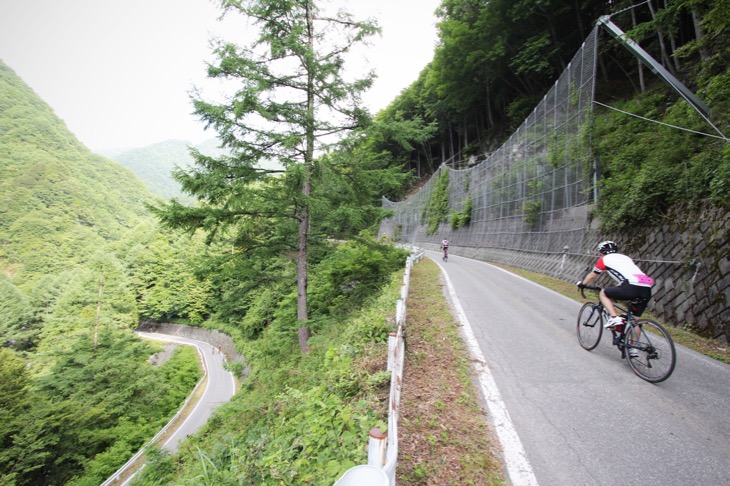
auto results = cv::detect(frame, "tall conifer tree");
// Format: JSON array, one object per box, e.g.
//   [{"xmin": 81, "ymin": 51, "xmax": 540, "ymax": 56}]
[{"xmin": 153, "ymin": 0, "xmax": 379, "ymax": 352}]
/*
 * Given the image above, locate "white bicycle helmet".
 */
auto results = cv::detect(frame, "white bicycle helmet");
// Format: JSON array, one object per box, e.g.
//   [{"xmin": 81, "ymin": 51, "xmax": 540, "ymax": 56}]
[{"xmin": 597, "ymin": 240, "xmax": 619, "ymax": 254}]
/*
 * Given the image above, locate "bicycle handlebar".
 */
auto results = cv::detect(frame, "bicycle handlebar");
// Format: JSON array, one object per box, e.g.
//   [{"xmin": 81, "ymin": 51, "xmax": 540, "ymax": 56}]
[{"xmin": 578, "ymin": 284, "xmax": 601, "ymax": 299}]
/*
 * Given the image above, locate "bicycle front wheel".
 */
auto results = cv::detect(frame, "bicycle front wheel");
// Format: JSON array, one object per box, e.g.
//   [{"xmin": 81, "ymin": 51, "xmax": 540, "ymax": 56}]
[
  {"xmin": 576, "ymin": 302, "xmax": 603, "ymax": 350},
  {"xmin": 625, "ymin": 319, "xmax": 676, "ymax": 383}
]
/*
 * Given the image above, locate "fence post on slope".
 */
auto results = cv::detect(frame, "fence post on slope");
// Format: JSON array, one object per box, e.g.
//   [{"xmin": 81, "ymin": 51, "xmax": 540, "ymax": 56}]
[{"xmin": 368, "ymin": 427, "xmax": 388, "ymax": 467}]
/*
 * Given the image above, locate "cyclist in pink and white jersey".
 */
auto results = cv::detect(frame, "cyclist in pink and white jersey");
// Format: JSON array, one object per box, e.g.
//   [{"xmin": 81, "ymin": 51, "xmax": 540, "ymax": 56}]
[{"xmin": 577, "ymin": 240, "xmax": 654, "ymax": 328}]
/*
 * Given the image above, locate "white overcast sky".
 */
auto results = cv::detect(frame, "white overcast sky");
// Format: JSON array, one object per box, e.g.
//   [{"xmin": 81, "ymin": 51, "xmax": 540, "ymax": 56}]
[{"xmin": 0, "ymin": 0, "xmax": 441, "ymax": 152}]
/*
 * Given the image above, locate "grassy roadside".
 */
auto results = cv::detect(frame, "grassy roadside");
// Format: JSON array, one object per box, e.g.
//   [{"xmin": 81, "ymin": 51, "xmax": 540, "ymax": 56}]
[
  {"xmin": 397, "ymin": 258, "xmax": 506, "ymax": 485},
  {"xmin": 491, "ymin": 263, "xmax": 730, "ymax": 364}
]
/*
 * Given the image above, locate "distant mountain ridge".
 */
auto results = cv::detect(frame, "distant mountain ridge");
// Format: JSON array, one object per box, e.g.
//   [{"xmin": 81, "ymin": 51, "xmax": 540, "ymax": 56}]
[
  {"xmin": 108, "ymin": 139, "xmax": 223, "ymax": 203},
  {"xmin": 0, "ymin": 60, "xmax": 153, "ymax": 285},
  {"xmin": 109, "ymin": 138, "xmax": 282, "ymax": 203}
]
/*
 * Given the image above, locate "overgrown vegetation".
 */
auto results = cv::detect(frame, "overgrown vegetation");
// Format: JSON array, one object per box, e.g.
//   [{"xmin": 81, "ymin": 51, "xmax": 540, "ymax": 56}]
[
  {"xmin": 134, "ymin": 254, "xmax": 407, "ymax": 485},
  {"xmin": 451, "ymin": 196, "xmax": 472, "ymax": 229},
  {"xmin": 372, "ymin": 0, "xmax": 729, "ymax": 233},
  {"xmin": 592, "ymin": 86, "xmax": 729, "ymax": 231},
  {"xmin": 0, "ymin": 335, "xmax": 201, "ymax": 485},
  {"xmin": 426, "ymin": 169, "xmax": 450, "ymax": 235}
]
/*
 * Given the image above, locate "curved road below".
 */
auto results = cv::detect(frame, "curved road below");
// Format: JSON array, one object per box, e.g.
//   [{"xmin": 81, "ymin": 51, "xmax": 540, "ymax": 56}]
[
  {"xmin": 136, "ymin": 332, "xmax": 237, "ymax": 452},
  {"xmin": 103, "ymin": 332, "xmax": 236, "ymax": 485},
  {"xmin": 428, "ymin": 251, "xmax": 730, "ymax": 486}
]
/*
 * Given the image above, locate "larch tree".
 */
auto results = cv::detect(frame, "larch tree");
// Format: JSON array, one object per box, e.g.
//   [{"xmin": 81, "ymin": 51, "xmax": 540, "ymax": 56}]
[{"xmin": 152, "ymin": 0, "xmax": 379, "ymax": 353}]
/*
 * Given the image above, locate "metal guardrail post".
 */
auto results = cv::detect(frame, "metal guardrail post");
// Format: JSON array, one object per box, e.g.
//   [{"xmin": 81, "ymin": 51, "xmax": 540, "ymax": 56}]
[
  {"xmin": 367, "ymin": 427, "xmax": 388, "ymax": 467},
  {"xmin": 335, "ymin": 249, "xmax": 422, "ymax": 485}
]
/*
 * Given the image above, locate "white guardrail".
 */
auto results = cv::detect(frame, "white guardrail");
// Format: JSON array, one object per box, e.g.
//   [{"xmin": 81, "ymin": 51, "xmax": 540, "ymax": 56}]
[{"xmin": 335, "ymin": 247, "xmax": 424, "ymax": 486}]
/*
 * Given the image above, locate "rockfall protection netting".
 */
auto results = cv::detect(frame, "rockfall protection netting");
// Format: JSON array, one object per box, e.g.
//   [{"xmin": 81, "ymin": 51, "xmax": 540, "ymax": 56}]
[{"xmin": 380, "ymin": 26, "xmax": 600, "ymax": 257}]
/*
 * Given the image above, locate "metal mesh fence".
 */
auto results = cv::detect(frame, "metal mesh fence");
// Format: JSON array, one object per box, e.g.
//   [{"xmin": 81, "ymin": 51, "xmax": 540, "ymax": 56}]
[{"xmin": 380, "ymin": 25, "xmax": 600, "ymax": 256}]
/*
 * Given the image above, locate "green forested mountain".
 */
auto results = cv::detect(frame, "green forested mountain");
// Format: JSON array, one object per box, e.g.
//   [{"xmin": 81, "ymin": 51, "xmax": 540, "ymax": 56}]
[
  {"xmin": 110, "ymin": 138, "xmax": 284, "ymax": 204},
  {"xmin": 0, "ymin": 60, "xmax": 154, "ymax": 286},
  {"xmin": 0, "ymin": 61, "xmax": 207, "ymax": 485},
  {"xmin": 0, "ymin": 50, "xmax": 407, "ymax": 485},
  {"xmin": 111, "ymin": 139, "xmax": 198, "ymax": 201},
  {"xmin": 110, "ymin": 139, "xmax": 220, "ymax": 202}
]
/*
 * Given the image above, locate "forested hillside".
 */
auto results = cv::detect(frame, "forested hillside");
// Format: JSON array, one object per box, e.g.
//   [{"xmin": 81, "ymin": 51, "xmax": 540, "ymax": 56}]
[
  {"xmin": 110, "ymin": 138, "xmax": 287, "ymax": 205},
  {"xmin": 0, "ymin": 61, "xmax": 209, "ymax": 485},
  {"xmin": 111, "ymin": 139, "xmax": 200, "ymax": 201},
  {"xmin": 366, "ymin": 0, "xmax": 728, "ymax": 230},
  {"xmin": 0, "ymin": 61, "xmax": 153, "ymax": 285},
  {"xmin": 0, "ymin": 49, "xmax": 410, "ymax": 484},
  {"xmin": 110, "ymin": 139, "xmax": 225, "ymax": 202}
]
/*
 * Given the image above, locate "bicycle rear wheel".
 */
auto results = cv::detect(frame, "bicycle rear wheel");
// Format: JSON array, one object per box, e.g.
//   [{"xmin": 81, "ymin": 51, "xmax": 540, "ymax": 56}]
[
  {"xmin": 625, "ymin": 319, "xmax": 676, "ymax": 383},
  {"xmin": 576, "ymin": 302, "xmax": 603, "ymax": 350}
]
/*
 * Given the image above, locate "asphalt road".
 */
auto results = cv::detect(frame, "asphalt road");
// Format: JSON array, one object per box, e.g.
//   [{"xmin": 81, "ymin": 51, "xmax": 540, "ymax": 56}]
[
  {"xmin": 136, "ymin": 332, "xmax": 237, "ymax": 453},
  {"xmin": 428, "ymin": 251, "xmax": 730, "ymax": 486},
  {"xmin": 104, "ymin": 332, "xmax": 236, "ymax": 486}
]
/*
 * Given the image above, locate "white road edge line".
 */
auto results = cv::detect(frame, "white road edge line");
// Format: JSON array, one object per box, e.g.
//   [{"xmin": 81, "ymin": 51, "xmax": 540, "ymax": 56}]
[{"xmin": 437, "ymin": 259, "xmax": 539, "ymax": 486}]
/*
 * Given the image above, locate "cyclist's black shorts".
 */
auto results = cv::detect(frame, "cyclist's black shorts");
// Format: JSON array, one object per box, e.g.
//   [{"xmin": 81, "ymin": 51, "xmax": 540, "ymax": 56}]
[{"xmin": 604, "ymin": 281, "xmax": 652, "ymax": 316}]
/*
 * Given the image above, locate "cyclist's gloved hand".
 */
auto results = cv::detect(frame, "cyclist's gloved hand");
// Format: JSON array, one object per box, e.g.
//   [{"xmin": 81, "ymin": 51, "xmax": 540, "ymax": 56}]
[{"xmin": 576, "ymin": 281, "xmax": 585, "ymax": 289}]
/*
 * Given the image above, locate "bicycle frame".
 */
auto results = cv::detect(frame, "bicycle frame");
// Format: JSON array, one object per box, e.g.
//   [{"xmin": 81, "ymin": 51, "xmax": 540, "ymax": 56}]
[{"xmin": 580, "ymin": 287, "xmax": 636, "ymax": 356}]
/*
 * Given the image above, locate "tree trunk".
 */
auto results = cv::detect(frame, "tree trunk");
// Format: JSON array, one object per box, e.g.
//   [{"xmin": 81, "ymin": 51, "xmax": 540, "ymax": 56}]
[
  {"xmin": 662, "ymin": 0, "xmax": 681, "ymax": 73},
  {"xmin": 631, "ymin": 6, "xmax": 646, "ymax": 93},
  {"xmin": 297, "ymin": 0, "xmax": 314, "ymax": 354},
  {"xmin": 647, "ymin": 0, "xmax": 676, "ymax": 74},
  {"xmin": 486, "ymin": 82, "xmax": 495, "ymax": 130},
  {"xmin": 573, "ymin": 0, "xmax": 586, "ymax": 40},
  {"xmin": 690, "ymin": 5, "xmax": 710, "ymax": 61}
]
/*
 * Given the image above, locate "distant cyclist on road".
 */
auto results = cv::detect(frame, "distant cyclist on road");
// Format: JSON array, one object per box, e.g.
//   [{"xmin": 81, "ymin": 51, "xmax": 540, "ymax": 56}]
[
  {"xmin": 440, "ymin": 238, "xmax": 449, "ymax": 261},
  {"xmin": 577, "ymin": 240, "xmax": 654, "ymax": 328}
]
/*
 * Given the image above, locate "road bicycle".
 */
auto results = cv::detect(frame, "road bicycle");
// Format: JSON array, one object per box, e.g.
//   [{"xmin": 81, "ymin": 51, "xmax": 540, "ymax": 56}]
[
  {"xmin": 441, "ymin": 246, "xmax": 448, "ymax": 261},
  {"xmin": 576, "ymin": 285, "xmax": 676, "ymax": 383}
]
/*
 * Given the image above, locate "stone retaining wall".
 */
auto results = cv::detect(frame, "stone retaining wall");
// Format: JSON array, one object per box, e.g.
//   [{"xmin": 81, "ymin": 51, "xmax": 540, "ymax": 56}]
[{"xmin": 137, "ymin": 321, "xmax": 245, "ymax": 364}]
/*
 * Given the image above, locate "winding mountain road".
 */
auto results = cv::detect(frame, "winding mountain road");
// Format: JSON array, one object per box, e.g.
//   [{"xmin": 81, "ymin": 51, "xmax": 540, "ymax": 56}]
[
  {"xmin": 103, "ymin": 332, "xmax": 236, "ymax": 485},
  {"xmin": 136, "ymin": 332, "xmax": 237, "ymax": 452},
  {"xmin": 428, "ymin": 250, "xmax": 730, "ymax": 486}
]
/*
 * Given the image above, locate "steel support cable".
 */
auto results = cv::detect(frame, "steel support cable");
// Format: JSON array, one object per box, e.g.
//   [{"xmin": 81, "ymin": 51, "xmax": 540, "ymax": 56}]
[{"xmin": 593, "ymin": 100, "xmax": 729, "ymax": 142}]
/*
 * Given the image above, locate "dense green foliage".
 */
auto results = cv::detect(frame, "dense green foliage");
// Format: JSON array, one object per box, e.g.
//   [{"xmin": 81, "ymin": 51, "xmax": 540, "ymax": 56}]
[
  {"xmin": 593, "ymin": 86, "xmax": 729, "ymax": 230},
  {"xmin": 135, "ymin": 263, "xmax": 406, "ymax": 485},
  {"xmin": 2, "ymin": 31, "xmax": 411, "ymax": 483},
  {"xmin": 110, "ymin": 138, "xmax": 285, "ymax": 205},
  {"xmin": 151, "ymin": 0, "xmax": 404, "ymax": 352},
  {"xmin": 363, "ymin": 0, "xmax": 728, "ymax": 228},
  {"xmin": 0, "ymin": 336, "xmax": 201, "ymax": 485},
  {"xmin": 110, "ymin": 139, "xmax": 207, "ymax": 203},
  {"xmin": 0, "ymin": 62, "xmax": 209, "ymax": 485},
  {"xmin": 426, "ymin": 169, "xmax": 450, "ymax": 235}
]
